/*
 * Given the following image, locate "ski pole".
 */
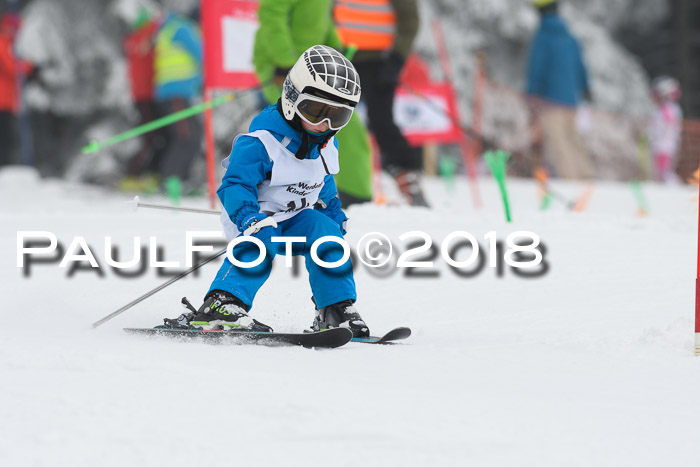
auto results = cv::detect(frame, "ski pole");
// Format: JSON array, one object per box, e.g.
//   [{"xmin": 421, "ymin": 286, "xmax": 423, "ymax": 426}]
[
  {"xmin": 81, "ymin": 93, "xmax": 236, "ymax": 154},
  {"xmin": 91, "ymin": 248, "xmax": 227, "ymax": 328},
  {"xmin": 127, "ymin": 196, "xmax": 222, "ymax": 215}
]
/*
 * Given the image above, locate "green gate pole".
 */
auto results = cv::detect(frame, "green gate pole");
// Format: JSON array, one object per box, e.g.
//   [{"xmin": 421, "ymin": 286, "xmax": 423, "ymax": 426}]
[
  {"xmin": 484, "ymin": 150, "xmax": 512, "ymax": 222},
  {"xmin": 630, "ymin": 180, "xmax": 650, "ymax": 216}
]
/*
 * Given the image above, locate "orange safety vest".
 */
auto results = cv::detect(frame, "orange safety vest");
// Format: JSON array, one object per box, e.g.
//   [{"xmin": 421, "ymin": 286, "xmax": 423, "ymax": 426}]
[{"xmin": 334, "ymin": 0, "xmax": 396, "ymax": 51}]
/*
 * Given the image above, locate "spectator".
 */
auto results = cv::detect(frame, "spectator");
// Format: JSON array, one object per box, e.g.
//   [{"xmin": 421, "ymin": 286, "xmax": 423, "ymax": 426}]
[
  {"xmin": 152, "ymin": 6, "xmax": 203, "ymax": 201},
  {"xmin": 334, "ymin": 0, "xmax": 427, "ymax": 207},
  {"xmin": 649, "ymin": 76, "xmax": 682, "ymax": 184},
  {"xmin": 116, "ymin": 0, "xmax": 162, "ymax": 192},
  {"xmin": 0, "ymin": 11, "xmax": 32, "ymax": 167},
  {"xmin": 526, "ymin": 0, "xmax": 593, "ymax": 180},
  {"xmin": 253, "ymin": 0, "xmax": 373, "ymax": 207}
]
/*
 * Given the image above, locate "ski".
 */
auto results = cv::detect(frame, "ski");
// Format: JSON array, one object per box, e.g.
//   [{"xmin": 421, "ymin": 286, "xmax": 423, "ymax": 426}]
[
  {"xmin": 124, "ymin": 327, "xmax": 353, "ymax": 349},
  {"xmin": 351, "ymin": 327, "xmax": 411, "ymax": 344}
]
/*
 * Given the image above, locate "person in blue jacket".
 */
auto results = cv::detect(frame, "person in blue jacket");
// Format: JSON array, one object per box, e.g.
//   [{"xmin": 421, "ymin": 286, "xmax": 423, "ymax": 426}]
[
  {"xmin": 162, "ymin": 45, "xmax": 370, "ymax": 337},
  {"xmin": 526, "ymin": 0, "xmax": 593, "ymax": 179}
]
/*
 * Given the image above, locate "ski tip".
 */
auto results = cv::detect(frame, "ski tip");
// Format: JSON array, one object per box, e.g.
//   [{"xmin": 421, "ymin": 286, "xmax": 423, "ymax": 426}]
[{"xmin": 352, "ymin": 326, "xmax": 412, "ymax": 344}]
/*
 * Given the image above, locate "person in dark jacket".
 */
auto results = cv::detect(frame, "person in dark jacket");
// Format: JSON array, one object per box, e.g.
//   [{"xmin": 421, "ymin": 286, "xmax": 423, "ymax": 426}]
[
  {"xmin": 526, "ymin": 0, "xmax": 593, "ymax": 180},
  {"xmin": 334, "ymin": 0, "xmax": 428, "ymax": 206}
]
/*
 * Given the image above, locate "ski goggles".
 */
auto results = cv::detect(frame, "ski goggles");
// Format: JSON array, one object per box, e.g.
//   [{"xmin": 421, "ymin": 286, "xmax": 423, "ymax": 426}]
[{"xmin": 294, "ymin": 94, "xmax": 355, "ymax": 130}]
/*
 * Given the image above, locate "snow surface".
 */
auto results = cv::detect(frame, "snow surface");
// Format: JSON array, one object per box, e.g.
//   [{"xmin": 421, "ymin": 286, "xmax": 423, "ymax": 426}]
[{"xmin": 1, "ymin": 166, "xmax": 699, "ymax": 466}]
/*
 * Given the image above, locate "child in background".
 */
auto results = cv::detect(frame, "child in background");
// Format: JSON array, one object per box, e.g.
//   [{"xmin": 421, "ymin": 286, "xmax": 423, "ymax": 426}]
[{"xmin": 649, "ymin": 76, "xmax": 683, "ymax": 183}]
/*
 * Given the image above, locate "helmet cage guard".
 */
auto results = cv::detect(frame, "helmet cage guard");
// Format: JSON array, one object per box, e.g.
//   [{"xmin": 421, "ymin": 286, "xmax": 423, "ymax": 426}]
[{"xmin": 281, "ymin": 45, "xmax": 361, "ymax": 124}]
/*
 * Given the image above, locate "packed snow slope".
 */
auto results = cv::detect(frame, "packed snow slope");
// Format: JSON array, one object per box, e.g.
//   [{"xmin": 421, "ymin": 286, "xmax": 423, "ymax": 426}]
[{"xmin": 1, "ymin": 166, "xmax": 698, "ymax": 466}]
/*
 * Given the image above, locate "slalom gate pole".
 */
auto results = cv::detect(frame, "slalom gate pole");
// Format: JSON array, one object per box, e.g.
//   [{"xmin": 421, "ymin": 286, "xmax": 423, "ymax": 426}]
[
  {"xmin": 696, "ymin": 176, "xmax": 700, "ymax": 355},
  {"xmin": 127, "ymin": 196, "xmax": 221, "ymax": 215},
  {"xmin": 438, "ymin": 156, "xmax": 457, "ymax": 193},
  {"xmin": 91, "ymin": 248, "xmax": 227, "ymax": 328},
  {"xmin": 81, "ymin": 93, "xmax": 235, "ymax": 154},
  {"xmin": 629, "ymin": 181, "xmax": 649, "ymax": 216},
  {"xmin": 484, "ymin": 150, "xmax": 512, "ymax": 222},
  {"xmin": 432, "ymin": 19, "xmax": 482, "ymax": 208},
  {"xmin": 533, "ymin": 167, "xmax": 553, "ymax": 210}
]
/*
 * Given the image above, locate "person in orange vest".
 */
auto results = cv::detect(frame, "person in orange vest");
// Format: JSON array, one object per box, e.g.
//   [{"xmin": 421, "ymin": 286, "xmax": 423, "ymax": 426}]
[
  {"xmin": 253, "ymin": 0, "xmax": 374, "ymax": 207},
  {"xmin": 0, "ymin": 11, "xmax": 32, "ymax": 167},
  {"xmin": 334, "ymin": 0, "xmax": 427, "ymax": 206}
]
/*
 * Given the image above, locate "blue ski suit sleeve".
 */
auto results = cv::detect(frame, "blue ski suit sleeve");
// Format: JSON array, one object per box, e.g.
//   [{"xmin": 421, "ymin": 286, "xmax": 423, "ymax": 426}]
[
  {"xmin": 217, "ymin": 136, "xmax": 274, "ymax": 231},
  {"xmin": 318, "ymin": 173, "xmax": 338, "ymax": 205},
  {"xmin": 315, "ymin": 194, "xmax": 348, "ymax": 235}
]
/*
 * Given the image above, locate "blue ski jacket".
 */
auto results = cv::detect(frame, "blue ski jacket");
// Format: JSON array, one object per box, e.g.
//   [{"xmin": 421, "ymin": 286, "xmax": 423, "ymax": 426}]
[
  {"xmin": 526, "ymin": 13, "xmax": 589, "ymax": 107},
  {"xmin": 218, "ymin": 104, "xmax": 341, "ymax": 231}
]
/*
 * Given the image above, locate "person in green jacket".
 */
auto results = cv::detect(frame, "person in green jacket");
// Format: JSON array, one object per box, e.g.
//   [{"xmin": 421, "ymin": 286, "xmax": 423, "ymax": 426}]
[{"xmin": 253, "ymin": 0, "xmax": 373, "ymax": 206}]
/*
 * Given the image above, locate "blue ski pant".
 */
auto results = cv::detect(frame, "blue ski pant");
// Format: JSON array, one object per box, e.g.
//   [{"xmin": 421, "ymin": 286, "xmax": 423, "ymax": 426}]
[{"xmin": 208, "ymin": 209, "xmax": 356, "ymax": 310}]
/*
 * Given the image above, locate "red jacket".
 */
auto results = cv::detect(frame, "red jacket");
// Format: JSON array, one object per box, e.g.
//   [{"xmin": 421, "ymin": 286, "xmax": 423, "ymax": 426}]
[
  {"xmin": 0, "ymin": 32, "xmax": 31, "ymax": 112},
  {"xmin": 124, "ymin": 19, "xmax": 159, "ymax": 101}
]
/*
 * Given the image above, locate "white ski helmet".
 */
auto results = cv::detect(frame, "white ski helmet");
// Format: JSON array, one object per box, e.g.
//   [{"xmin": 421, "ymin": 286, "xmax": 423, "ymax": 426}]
[
  {"xmin": 652, "ymin": 76, "xmax": 681, "ymax": 102},
  {"xmin": 281, "ymin": 45, "xmax": 361, "ymax": 130}
]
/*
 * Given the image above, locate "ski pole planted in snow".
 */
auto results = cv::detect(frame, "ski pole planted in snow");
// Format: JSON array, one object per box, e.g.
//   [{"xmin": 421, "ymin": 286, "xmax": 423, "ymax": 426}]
[{"xmin": 484, "ymin": 150, "xmax": 512, "ymax": 222}]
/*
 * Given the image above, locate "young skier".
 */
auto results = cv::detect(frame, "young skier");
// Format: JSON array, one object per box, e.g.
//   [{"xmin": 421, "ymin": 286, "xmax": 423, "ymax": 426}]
[{"xmin": 163, "ymin": 45, "xmax": 369, "ymax": 337}]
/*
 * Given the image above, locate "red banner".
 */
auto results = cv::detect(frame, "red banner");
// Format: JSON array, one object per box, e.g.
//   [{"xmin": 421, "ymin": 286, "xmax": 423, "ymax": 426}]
[
  {"xmin": 395, "ymin": 83, "xmax": 462, "ymax": 146},
  {"xmin": 201, "ymin": 0, "xmax": 260, "ymax": 90}
]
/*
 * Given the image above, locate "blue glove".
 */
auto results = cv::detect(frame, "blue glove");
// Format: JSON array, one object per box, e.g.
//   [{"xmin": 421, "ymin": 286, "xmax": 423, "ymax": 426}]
[
  {"xmin": 315, "ymin": 197, "xmax": 348, "ymax": 235},
  {"xmin": 238, "ymin": 212, "xmax": 267, "ymax": 234}
]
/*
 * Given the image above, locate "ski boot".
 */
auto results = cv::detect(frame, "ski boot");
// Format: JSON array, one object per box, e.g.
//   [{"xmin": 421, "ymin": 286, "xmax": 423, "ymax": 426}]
[
  {"xmin": 188, "ymin": 290, "xmax": 273, "ymax": 332},
  {"xmin": 312, "ymin": 299, "xmax": 369, "ymax": 338},
  {"xmin": 392, "ymin": 170, "xmax": 429, "ymax": 207},
  {"xmin": 157, "ymin": 291, "xmax": 273, "ymax": 332}
]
